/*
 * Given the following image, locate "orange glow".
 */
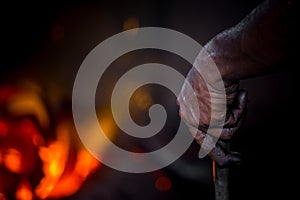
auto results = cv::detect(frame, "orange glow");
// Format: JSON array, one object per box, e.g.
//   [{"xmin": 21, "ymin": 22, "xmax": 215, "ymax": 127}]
[
  {"xmin": 80, "ymin": 116, "xmax": 117, "ymax": 155},
  {"xmin": 44, "ymin": 175, "xmax": 82, "ymax": 199},
  {"xmin": 123, "ymin": 17, "xmax": 139, "ymax": 31},
  {"xmin": 1, "ymin": 84, "xmax": 104, "ymax": 199},
  {"xmin": 0, "ymin": 120, "xmax": 8, "ymax": 136},
  {"xmin": 155, "ymin": 176, "xmax": 172, "ymax": 191},
  {"xmin": 49, "ymin": 161, "xmax": 61, "ymax": 177},
  {"xmin": 99, "ymin": 116, "xmax": 117, "ymax": 140},
  {"xmin": 74, "ymin": 149, "xmax": 100, "ymax": 179},
  {"xmin": 4, "ymin": 148, "xmax": 22, "ymax": 173},
  {"xmin": 36, "ymin": 147, "xmax": 99, "ymax": 199},
  {"xmin": 46, "ymin": 149, "xmax": 100, "ymax": 198},
  {"xmin": 35, "ymin": 141, "xmax": 69, "ymax": 199},
  {"xmin": 15, "ymin": 181, "xmax": 33, "ymax": 200},
  {"xmin": 35, "ymin": 120, "xmax": 100, "ymax": 199},
  {"xmin": 7, "ymin": 90, "xmax": 50, "ymax": 130},
  {"xmin": 133, "ymin": 89, "xmax": 153, "ymax": 110},
  {"xmin": 212, "ymin": 161, "xmax": 216, "ymax": 182}
]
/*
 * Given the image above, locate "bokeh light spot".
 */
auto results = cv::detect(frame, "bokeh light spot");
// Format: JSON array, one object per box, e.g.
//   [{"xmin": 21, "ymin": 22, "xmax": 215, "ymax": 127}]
[{"xmin": 155, "ymin": 176, "xmax": 172, "ymax": 191}]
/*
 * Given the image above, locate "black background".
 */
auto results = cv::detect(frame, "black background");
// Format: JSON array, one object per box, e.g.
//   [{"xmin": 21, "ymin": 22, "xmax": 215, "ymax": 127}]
[{"xmin": 0, "ymin": 0, "xmax": 293, "ymax": 199}]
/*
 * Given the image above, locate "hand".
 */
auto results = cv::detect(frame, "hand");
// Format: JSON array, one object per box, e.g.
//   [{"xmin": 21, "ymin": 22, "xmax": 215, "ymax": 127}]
[{"xmin": 177, "ymin": 49, "xmax": 248, "ymax": 166}]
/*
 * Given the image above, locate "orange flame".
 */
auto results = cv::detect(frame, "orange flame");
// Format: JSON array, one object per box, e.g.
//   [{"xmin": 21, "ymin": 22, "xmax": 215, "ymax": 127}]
[
  {"xmin": 35, "ymin": 119, "xmax": 101, "ymax": 199},
  {"xmin": 15, "ymin": 180, "xmax": 33, "ymax": 200},
  {"xmin": 44, "ymin": 149, "xmax": 100, "ymax": 199},
  {"xmin": 35, "ymin": 141, "xmax": 68, "ymax": 199},
  {"xmin": 3, "ymin": 148, "xmax": 22, "ymax": 174},
  {"xmin": 0, "ymin": 84, "xmax": 118, "ymax": 199}
]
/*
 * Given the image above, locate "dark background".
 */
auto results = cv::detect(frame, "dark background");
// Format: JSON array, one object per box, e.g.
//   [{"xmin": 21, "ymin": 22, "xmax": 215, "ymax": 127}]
[{"xmin": 0, "ymin": 0, "xmax": 293, "ymax": 199}]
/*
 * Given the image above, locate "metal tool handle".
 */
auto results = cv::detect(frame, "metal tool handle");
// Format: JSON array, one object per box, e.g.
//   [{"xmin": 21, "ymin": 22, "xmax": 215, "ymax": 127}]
[{"xmin": 214, "ymin": 142, "xmax": 230, "ymax": 200}]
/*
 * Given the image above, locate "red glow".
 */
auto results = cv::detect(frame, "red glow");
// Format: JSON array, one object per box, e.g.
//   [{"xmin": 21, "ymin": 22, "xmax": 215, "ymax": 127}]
[
  {"xmin": 0, "ymin": 120, "xmax": 8, "ymax": 136},
  {"xmin": 0, "ymin": 86, "xmax": 19, "ymax": 102},
  {"xmin": 19, "ymin": 119, "xmax": 37, "ymax": 135},
  {"xmin": 0, "ymin": 193, "xmax": 7, "ymax": 200},
  {"xmin": 155, "ymin": 176, "xmax": 172, "ymax": 191},
  {"xmin": 130, "ymin": 147, "xmax": 145, "ymax": 163}
]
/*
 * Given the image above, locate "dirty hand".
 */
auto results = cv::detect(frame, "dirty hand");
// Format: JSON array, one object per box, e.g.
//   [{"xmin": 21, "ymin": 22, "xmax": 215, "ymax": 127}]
[{"xmin": 177, "ymin": 49, "xmax": 248, "ymax": 166}]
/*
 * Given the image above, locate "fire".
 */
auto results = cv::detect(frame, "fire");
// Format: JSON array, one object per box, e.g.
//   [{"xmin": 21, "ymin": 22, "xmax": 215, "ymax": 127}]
[
  {"xmin": 0, "ymin": 83, "xmax": 105, "ymax": 199},
  {"xmin": 35, "ymin": 119, "xmax": 101, "ymax": 199},
  {"xmin": 35, "ymin": 145, "xmax": 100, "ymax": 199},
  {"xmin": 3, "ymin": 148, "xmax": 22, "ymax": 174},
  {"xmin": 75, "ymin": 149, "xmax": 100, "ymax": 179},
  {"xmin": 155, "ymin": 176, "xmax": 172, "ymax": 191},
  {"xmin": 15, "ymin": 180, "xmax": 33, "ymax": 200},
  {"xmin": 35, "ymin": 142, "xmax": 67, "ymax": 199},
  {"xmin": 42, "ymin": 149, "xmax": 100, "ymax": 199},
  {"xmin": 6, "ymin": 87, "xmax": 50, "ymax": 130}
]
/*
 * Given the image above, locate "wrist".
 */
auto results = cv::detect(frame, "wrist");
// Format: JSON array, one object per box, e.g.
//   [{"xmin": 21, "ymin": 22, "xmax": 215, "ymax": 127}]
[{"xmin": 203, "ymin": 26, "xmax": 258, "ymax": 83}]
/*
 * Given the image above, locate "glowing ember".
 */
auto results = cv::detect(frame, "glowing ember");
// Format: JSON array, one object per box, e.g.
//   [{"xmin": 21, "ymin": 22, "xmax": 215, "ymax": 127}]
[
  {"xmin": 35, "ymin": 141, "xmax": 69, "ymax": 199},
  {"xmin": 35, "ymin": 145, "xmax": 99, "ymax": 199},
  {"xmin": 3, "ymin": 148, "xmax": 22, "ymax": 174},
  {"xmin": 74, "ymin": 149, "xmax": 100, "ymax": 179},
  {"xmin": 155, "ymin": 176, "xmax": 172, "ymax": 191},
  {"xmin": 0, "ymin": 193, "xmax": 7, "ymax": 200},
  {"xmin": 35, "ymin": 120, "xmax": 101, "ymax": 199},
  {"xmin": 0, "ymin": 84, "xmax": 103, "ymax": 199},
  {"xmin": 0, "ymin": 121, "xmax": 8, "ymax": 136},
  {"xmin": 7, "ymin": 89, "xmax": 50, "ymax": 130},
  {"xmin": 19, "ymin": 119, "xmax": 45, "ymax": 147},
  {"xmin": 44, "ymin": 149, "xmax": 99, "ymax": 199},
  {"xmin": 15, "ymin": 180, "xmax": 33, "ymax": 200},
  {"xmin": 123, "ymin": 17, "xmax": 139, "ymax": 31}
]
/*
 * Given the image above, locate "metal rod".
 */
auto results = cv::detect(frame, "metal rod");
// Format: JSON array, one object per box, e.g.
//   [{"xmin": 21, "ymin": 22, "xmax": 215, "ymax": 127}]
[{"xmin": 213, "ymin": 142, "xmax": 230, "ymax": 200}]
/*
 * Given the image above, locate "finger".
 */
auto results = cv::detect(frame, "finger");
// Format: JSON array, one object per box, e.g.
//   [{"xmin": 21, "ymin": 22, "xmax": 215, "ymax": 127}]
[
  {"xmin": 198, "ymin": 111, "xmax": 246, "ymax": 140},
  {"xmin": 177, "ymin": 95, "xmax": 199, "ymax": 128},
  {"xmin": 224, "ymin": 89, "xmax": 248, "ymax": 127},
  {"xmin": 178, "ymin": 102, "xmax": 191, "ymax": 125},
  {"xmin": 197, "ymin": 89, "xmax": 248, "ymax": 130},
  {"xmin": 193, "ymin": 129, "xmax": 241, "ymax": 167},
  {"xmin": 219, "ymin": 110, "xmax": 246, "ymax": 140},
  {"xmin": 208, "ymin": 144, "xmax": 242, "ymax": 167}
]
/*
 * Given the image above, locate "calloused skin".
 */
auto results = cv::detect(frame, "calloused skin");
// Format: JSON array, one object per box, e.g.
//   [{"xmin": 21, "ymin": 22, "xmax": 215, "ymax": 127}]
[
  {"xmin": 177, "ymin": 52, "xmax": 248, "ymax": 166},
  {"xmin": 177, "ymin": 0, "xmax": 293, "ymax": 166}
]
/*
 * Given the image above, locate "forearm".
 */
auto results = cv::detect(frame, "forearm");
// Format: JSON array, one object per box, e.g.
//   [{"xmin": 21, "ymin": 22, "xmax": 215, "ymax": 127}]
[{"xmin": 204, "ymin": 0, "xmax": 292, "ymax": 82}]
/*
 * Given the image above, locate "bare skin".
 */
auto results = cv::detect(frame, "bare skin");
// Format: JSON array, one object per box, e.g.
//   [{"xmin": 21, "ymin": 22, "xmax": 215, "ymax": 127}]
[{"xmin": 177, "ymin": 0, "xmax": 294, "ymax": 166}]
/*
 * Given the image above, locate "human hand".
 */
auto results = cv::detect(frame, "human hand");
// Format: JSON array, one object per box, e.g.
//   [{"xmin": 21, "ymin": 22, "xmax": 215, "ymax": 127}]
[{"xmin": 177, "ymin": 49, "xmax": 248, "ymax": 166}]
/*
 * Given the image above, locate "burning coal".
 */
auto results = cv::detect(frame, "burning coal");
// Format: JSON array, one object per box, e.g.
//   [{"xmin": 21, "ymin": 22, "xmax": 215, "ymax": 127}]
[{"xmin": 0, "ymin": 83, "xmax": 101, "ymax": 199}]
